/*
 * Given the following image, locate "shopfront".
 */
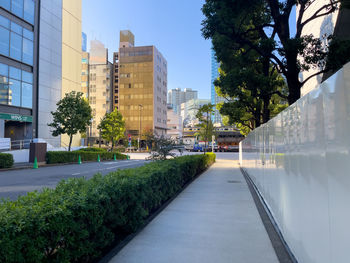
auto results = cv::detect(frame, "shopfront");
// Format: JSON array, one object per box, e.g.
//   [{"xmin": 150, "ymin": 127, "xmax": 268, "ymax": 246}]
[{"xmin": 0, "ymin": 113, "xmax": 32, "ymax": 144}]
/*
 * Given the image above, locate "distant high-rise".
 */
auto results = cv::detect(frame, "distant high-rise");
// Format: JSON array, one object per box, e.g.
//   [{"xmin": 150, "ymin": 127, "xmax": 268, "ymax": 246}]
[
  {"xmin": 82, "ymin": 32, "xmax": 87, "ymax": 52},
  {"xmin": 167, "ymin": 88, "xmax": 198, "ymax": 114},
  {"xmin": 116, "ymin": 30, "xmax": 168, "ymax": 137},
  {"xmin": 211, "ymin": 49, "xmax": 224, "ymax": 125}
]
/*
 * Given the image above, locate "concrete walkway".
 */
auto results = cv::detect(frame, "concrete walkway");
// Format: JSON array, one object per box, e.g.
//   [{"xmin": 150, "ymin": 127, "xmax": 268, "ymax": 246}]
[{"xmin": 109, "ymin": 154, "xmax": 279, "ymax": 263}]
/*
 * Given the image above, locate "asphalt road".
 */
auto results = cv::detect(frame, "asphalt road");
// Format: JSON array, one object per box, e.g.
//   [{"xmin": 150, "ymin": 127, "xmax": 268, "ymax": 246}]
[
  {"xmin": 0, "ymin": 152, "xmax": 238, "ymax": 201},
  {"xmin": 0, "ymin": 159, "xmax": 148, "ymax": 201}
]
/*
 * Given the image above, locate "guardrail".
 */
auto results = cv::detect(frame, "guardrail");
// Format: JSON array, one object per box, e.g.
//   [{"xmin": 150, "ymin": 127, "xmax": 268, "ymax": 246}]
[{"xmin": 240, "ymin": 63, "xmax": 350, "ymax": 263}]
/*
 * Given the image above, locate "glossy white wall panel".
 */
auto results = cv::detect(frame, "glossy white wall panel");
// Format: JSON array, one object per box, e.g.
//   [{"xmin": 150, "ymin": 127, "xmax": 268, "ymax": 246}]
[{"xmin": 241, "ymin": 63, "xmax": 350, "ymax": 263}]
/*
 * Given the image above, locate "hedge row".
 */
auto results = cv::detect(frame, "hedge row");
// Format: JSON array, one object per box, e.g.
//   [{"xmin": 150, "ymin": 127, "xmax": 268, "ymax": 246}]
[
  {"xmin": 46, "ymin": 150, "xmax": 127, "ymax": 164},
  {"xmin": 0, "ymin": 153, "xmax": 215, "ymax": 262},
  {"xmin": 0, "ymin": 153, "xmax": 14, "ymax": 168}
]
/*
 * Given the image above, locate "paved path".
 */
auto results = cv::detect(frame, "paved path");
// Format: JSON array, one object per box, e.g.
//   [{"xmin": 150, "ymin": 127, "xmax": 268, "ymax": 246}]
[
  {"xmin": 109, "ymin": 153, "xmax": 278, "ymax": 263},
  {"xmin": 0, "ymin": 159, "xmax": 147, "ymax": 200}
]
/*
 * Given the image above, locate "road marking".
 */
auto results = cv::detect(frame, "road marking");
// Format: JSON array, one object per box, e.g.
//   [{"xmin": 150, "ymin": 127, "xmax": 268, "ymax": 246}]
[{"xmin": 72, "ymin": 173, "xmax": 81, "ymax": 175}]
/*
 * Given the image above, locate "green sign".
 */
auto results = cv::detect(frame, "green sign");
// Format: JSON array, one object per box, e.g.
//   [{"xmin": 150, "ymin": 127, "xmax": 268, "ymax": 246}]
[{"xmin": 0, "ymin": 113, "xmax": 33, "ymax": 122}]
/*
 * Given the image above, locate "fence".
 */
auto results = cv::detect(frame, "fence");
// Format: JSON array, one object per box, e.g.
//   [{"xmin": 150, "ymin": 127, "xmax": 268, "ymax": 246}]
[{"xmin": 240, "ymin": 63, "xmax": 350, "ymax": 263}]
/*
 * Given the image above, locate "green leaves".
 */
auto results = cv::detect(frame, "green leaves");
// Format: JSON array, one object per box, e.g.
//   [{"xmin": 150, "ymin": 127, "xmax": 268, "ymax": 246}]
[
  {"xmin": 0, "ymin": 153, "xmax": 13, "ymax": 168},
  {"xmin": 0, "ymin": 154, "xmax": 216, "ymax": 262},
  {"xmin": 98, "ymin": 108, "xmax": 126, "ymax": 150},
  {"xmin": 48, "ymin": 91, "xmax": 92, "ymax": 151}
]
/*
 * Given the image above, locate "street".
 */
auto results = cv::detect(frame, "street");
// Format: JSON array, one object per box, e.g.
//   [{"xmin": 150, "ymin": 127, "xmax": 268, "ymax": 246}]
[
  {"xmin": 0, "ymin": 152, "xmax": 237, "ymax": 201},
  {"xmin": 0, "ymin": 159, "xmax": 148, "ymax": 201}
]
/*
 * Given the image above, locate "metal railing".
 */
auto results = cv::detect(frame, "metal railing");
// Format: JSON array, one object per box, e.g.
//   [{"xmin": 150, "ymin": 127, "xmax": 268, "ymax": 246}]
[{"xmin": 10, "ymin": 139, "xmax": 33, "ymax": 150}]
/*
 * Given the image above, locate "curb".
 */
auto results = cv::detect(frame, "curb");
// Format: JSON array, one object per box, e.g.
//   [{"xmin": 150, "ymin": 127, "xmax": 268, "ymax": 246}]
[{"xmin": 240, "ymin": 167, "xmax": 298, "ymax": 263}]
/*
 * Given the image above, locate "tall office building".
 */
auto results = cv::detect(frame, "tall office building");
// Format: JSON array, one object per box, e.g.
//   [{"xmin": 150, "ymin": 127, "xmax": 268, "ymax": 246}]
[
  {"xmin": 117, "ymin": 30, "xmax": 167, "ymax": 137},
  {"xmin": 112, "ymin": 51, "xmax": 119, "ymax": 110},
  {"xmin": 211, "ymin": 49, "xmax": 224, "ymax": 125},
  {"xmin": 0, "ymin": 0, "xmax": 82, "ymax": 147},
  {"xmin": 167, "ymin": 88, "xmax": 198, "ymax": 114},
  {"xmin": 0, "ymin": 0, "xmax": 36, "ymax": 142},
  {"xmin": 88, "ymin": 40, "xmax": 113, "ymax": 139}
]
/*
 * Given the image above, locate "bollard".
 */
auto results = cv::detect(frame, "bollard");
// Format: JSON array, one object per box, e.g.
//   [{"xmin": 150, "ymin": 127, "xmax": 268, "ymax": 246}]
[
  {"xmin": 33, "ymin": 157, "xmax": 38, "ymax": 169},
  {"xmin": 78, "ymin": 155, "xmax": 82, "ymax": 164},
  {"xmin": 97, "ymin": 154, "xmax": 101, "ymax": 162},
  {"xmin": 114, "ymin": 154, "xmax": 116, "ymax": 161}
]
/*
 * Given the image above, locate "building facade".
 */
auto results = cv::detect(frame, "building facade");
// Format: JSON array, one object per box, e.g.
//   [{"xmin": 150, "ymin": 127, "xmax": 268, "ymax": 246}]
[
  {"xmin": 167, "ymin": 105, "xmax": 182, "ymax": 141},
  {"xmin": 180, "ymin": 98, "xmax": 210, "ymax": 127},
  {"xmin": 0, "ymin": 0, "xmax": 82, "ymax": 148},
  {"xmin": 0, "ymin": 0, "xmax": 36, "ymax": 144},
  {"xmin": 117, "ymin": 30, "xmax": 167, "ymax": 137},
  {"xmin": 167, "ymin": 87, "xmax": 198, "ymax": 114},
  {"xmin": 81, "ymin": 51, "xmax": 89, "ymax": 98},
  {"xmin": 112, "ymin": 51, "xmax": 119, "ymax": 110},
  {"xmin": 211, "ymin": 48, "xmax": 224, "ymax": 125},
  {"xmin": 88, "ymin": 40, "xmax": 113, "ymax": 139}
]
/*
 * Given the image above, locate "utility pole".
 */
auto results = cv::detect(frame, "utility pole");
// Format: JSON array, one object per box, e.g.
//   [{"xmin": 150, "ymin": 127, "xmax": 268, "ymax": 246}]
[{"xmin": 138, "ymin": 104, "xmax": 143, "ymax": 151}]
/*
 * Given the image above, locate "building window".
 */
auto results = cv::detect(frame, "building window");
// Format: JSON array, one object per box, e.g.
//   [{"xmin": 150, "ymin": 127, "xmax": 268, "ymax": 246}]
[
  {"xmin": 0, "ymin": 27, "xmax": 10, "ymax": 56},
  {"xmin": 0, "ymin": 0, "xmax": 35, "ymax": 24},
  {"xmin": 0, "ymin": 63, "xmax": 33, "ymax": 108},
  {"xmin": 11, "ymin": 0, "xmax": 24, "ymax": 19}
]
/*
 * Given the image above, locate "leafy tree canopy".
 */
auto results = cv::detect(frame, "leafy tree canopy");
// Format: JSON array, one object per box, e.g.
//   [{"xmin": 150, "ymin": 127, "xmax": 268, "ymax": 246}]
[
  {"xmin": 48, "ymin": 91, "xmax": 92, "ymax": 151},
  {"xmin": 202, "ymin": 0, "xmax": 350, "ymax": 104},
  {"xmin": 98, "ymin": 108, "xmax": 126, "ymax": 151}
]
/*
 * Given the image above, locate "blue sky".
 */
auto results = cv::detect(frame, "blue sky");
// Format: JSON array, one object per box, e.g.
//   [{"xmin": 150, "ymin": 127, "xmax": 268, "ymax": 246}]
[{"xmin": 82, "ymin": 0, "xmax": 212, "ymax": 99}]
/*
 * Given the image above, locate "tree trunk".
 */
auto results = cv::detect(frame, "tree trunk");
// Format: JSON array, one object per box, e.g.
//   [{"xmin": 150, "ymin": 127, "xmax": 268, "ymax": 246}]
[
  {"xmin": 68, "ymin": 134, "xmax": 73, "ymax": 152},
  {"xmin": 111, "ymin": 139, "xmax": 114, "ymax": 151},
  {"xmin": 262, "ymin": 96, "xmax": 271, "ymax": 124},
  {"xmin": 286, "ymin": 70, "xmax": 302, "ymax": 105}
]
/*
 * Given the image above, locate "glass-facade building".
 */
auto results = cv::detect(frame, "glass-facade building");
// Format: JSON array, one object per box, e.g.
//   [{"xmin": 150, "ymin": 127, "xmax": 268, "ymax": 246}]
[
  {"xmin": 0, "ymin": 0, "xmax": 83, "ymax": 148},
  {"xmin": 211, "ymin": 48, "xmax": 224, "ymax": 125},
  {"xmin": 0, "ymin": 0, "xmax": 36, "ymax": 141}
]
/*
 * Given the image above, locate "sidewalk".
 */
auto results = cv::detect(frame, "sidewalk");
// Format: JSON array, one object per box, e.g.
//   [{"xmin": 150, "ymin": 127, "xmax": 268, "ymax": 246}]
[{"xmin": 108, "ymin": 156, "xmax": 279, "ymax": 263}]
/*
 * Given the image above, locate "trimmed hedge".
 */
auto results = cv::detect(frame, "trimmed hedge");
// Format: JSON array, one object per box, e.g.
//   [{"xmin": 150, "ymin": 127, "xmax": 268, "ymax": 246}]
[
  {"xmin": 0, "ymin": 153, "xmax": 14, "ymax": 168},
  {"xmin": 0, "ymin": 153, "xmax": 215, "ymax": 262},
  {"xmin": 46, "ymin": 150, "xmax": 127, "ymax": 164},
  {"xmin": 78, "ymin": 147, "xmax": 107, "ymax": 152}
]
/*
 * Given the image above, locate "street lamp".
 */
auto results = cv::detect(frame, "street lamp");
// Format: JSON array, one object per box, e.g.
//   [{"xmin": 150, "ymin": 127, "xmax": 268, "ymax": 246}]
[{"xmin": 138, "ymin": 104, "xmax": 143, "ymax": 151}]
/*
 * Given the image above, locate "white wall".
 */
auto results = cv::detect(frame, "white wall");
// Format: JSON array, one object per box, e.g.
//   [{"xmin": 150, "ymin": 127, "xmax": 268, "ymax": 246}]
[
  {"xmin": 37, "ymin": 0, "xmax": 62, "ymax": 147},
  {"xmin": 241, "ymin": 63, "xmax": 350, "ymax": 263}
]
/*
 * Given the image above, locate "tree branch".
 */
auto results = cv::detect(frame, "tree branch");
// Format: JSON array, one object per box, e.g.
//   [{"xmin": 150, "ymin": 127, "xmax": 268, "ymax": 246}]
[
  {"xmin": 301, "ymin": 68, "xmax": 327, "ymax": 85},
  {"xmin": 269, "ymin": 90, "xmax": 289, "ymax": 99},
  {"xmin": 300, "ymin": 1, "xmax": 340, "ymax": 30}
]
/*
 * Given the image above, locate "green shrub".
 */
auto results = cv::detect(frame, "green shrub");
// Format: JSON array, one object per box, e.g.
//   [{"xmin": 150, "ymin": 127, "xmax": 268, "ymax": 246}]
[
  {"xmin": 46, "ymin": 151, "xmax": 127, "ymax": 164},
  {"xmin": 0, "ymin": 153, "xmax": 14, "ymax": 168},
  {"xmin": 0, "ymin": 153, "xmax": 215, "ymax": 262},
  {"xmin": 78, "ymin": 147, "xmax": 107, "ymax": 152}
]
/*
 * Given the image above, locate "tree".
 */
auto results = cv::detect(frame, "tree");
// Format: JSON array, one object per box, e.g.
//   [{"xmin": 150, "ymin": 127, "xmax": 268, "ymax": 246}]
[
  {"xmin": 202, "ymin": 0, "xmax": 350, "ymax": 104},
  {"xmin": 195, "ymin": 104, "xmax": 216, "ymax": 153},
  {"xmin": 98, "ymin": 108, "xmax": 126, "ymax": 151},
  {"xmin": 147, "ymin": 133, "xmax": 178, "ymax": 160},
  {"xmin": 215, "ymin": 48, "xmax": 288, "ymax": 135},
  {"xmin": 48, "ymin": 91, "xmax": 92, "ymax": 151}
]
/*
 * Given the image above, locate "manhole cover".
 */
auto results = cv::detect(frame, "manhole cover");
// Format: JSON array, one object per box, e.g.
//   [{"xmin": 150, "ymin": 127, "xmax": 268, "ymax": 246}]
[{"xmin": 227, "ymin": 180, "xmax": 241, "ymax": 184}]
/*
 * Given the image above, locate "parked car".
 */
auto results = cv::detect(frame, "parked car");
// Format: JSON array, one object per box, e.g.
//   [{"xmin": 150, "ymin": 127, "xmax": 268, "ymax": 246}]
[{"xmin": 192, "ymin": 144, "xmax": 203, "ymax": 152}]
